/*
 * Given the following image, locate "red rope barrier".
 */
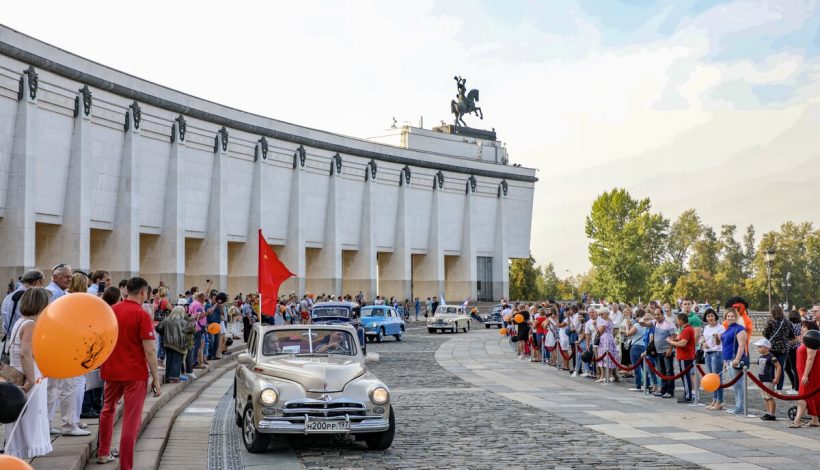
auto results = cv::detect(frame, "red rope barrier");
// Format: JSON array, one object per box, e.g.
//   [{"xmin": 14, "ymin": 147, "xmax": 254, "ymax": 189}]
[
  {"xmin": 745, "ymin": 372, "xmax": 820, "ymax": 401},
  {"xmin": 591, "ymin": 351, "xmax": 607, "ymax": 363},
  {"xmin": 556, "ymin": 342, "xmax": 574, "ymax": 361},
  {"xmin": 606, "ymin": 352, "xmax": 643, "ymax": 371},
  {"xmin": 695, "ymin": 364, "xmax": 745, "ymax": 389},
  {"xmin": 645, "ymin": 360, "xmax": 695, "ymax": 381},
  {"xmin": 543, "ymin": 343, "xmax": 557, "ymax": 352}
]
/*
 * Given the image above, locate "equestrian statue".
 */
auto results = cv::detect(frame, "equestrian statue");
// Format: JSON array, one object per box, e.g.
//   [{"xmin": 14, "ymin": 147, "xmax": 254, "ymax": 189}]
[{"xmin": 450, "ymin": 75, "xmax": 483, "ymax": 127}]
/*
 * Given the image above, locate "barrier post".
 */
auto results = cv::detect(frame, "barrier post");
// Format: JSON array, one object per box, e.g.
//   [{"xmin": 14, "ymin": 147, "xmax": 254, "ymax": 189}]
[
  {"xmin": 643, "ymin": 358, "xmax": 649, "ymax": 395},
  {"xmin": 693, "ymin": 366, "xmax": 701, "ymax": 405},
  {"xmin": 742, "ymin": 366, "xmax": 750, "ymax": 417}
]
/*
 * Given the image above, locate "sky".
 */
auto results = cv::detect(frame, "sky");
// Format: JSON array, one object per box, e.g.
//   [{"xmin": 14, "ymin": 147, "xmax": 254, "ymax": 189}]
[{"xmin": 3, "ymin": 0, "xmax": 819, "ymax": 274}]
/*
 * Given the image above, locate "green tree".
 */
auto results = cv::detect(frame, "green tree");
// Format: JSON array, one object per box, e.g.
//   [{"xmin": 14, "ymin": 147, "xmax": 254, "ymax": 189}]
[
  {"xmin": 674, "ymin": 269, "xmax": 719, "ymax": 303},
  {"xmin": 689, "ymin": 226, "xmax": 719, "ymax": 275},
  {"xmin": 585, "ymin": 188, "xmax": 668, "ymax": 302},
  {"xmin": 537, "ymin": 262, "xmax": 560, "ymax": 300},
  {"xmin": 667, "ymin": 209, "xmax": 703, "ymax": 282},
  {"xmin": 715, "ymin": 224, "xmax": 745, "ymax": 303},
  {"xmin": 509, "ymin": 254, "xmax": 541, "ymax": 300},
  {"xmin": 742, "ymin": 224, "xmax": 756, "ymax": 278}
]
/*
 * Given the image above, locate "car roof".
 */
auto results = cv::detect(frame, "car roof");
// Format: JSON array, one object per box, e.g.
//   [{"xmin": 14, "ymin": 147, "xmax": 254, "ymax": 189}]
[
  {"xmin": 362, "ymin": 304, "xmax": 390, "ymax": 309},
  {"xmin": 437, "ymin": 304, "xmax": 463, "ymax": 308},
  {"xmin": 311, "ymin": 301, "xmax": 360, "ymax": 308},
  {"xmin": 256, "ymin": 323, "xmax": 357, "ymax": 333}
]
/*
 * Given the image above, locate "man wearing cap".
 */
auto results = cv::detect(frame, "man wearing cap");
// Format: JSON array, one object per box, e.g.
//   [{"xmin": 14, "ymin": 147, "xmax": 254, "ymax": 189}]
[{"xmin": 1, "ymin": 269, "xmax": 44, "ymax": 338}]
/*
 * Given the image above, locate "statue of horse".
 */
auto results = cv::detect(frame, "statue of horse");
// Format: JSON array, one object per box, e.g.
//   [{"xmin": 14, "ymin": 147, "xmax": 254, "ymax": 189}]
[{"xmin": 451, "ymin": 89, "xmax": 482, "ymax": 127}]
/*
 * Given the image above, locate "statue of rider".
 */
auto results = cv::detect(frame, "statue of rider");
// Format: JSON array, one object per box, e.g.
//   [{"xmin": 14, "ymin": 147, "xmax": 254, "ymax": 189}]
[{"xmin": 454, "ymin": 75, "xmax": 467, "ymax": 102}]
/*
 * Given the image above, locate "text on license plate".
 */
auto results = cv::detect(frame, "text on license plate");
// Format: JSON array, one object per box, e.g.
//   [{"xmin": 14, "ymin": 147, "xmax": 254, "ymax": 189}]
[{"xmin": 305, "ymin": 419, "xmax": 350, "ymax": 433}]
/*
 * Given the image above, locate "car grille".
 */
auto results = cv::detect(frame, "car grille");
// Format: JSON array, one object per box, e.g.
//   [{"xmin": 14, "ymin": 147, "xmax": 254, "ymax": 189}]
[{"xmin": 282, "ymin": 399, "xmax": 367, "ymax": 420}]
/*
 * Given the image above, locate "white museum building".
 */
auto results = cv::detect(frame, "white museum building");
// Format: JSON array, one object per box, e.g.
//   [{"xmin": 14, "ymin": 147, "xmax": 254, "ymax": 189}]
[{"xmin": 0, "ymin": 25, "xmax": 536, "ymax": 302}]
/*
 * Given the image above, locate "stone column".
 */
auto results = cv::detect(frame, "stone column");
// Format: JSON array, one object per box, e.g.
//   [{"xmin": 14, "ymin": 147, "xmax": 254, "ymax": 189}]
[
  {"xmin": 378, "ymin": 166, "xmax": 412, "ymax": 301},
  {"xmin": 310, "ymin": 156, "xmax": 342, "ymax": 295},
  {"xmin": 447, "ymin": 178, "xmax": 478, "ymax": 302},
  {"xmin": 280, "ymin": 147, "xmax": 306, "ymax": 296},
  {"xmin": 493, "ymin": 183, "xmax": 509, "ymax": 300},
  {"xmin": 60, "ymin": 86, "xmax": 93, "ymax": 272},
  {"xmin": 188, "ymin": 128, "xmax": 229, "ymax": 290},
  {"xmin": 228, "ymin": 139, "xmax": 266, "ymax": 295},
  {"xmin": 0, "ymin": 70, "xmax": 37, "ymax": 282},
  {"xmin": 100, "ymin": 104, "xmax": 141, "ymax": 281},
  {"xmin": 345, "ymin": 162, "xmax": 377, "ymax": 300},
  {"xmin": 413, "ymin": 174, "xmax": 445, "ymax": 301},
  {"xmin": 150, "ymin": 117, "xmax": 186, "ymax": 296}
]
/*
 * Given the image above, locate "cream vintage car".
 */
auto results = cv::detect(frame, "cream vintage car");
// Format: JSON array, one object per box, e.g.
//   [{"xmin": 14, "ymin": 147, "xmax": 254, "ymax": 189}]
[
  {"xmin": 427, "ymin": 304, "xmax": 471, "ymax": 334},
  {"xmin": 234, "ymin": 323, "xmax": 395, "ymax": 452}
]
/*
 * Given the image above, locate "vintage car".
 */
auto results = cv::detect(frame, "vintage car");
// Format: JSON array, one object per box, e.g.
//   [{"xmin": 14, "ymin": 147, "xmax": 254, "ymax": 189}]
[
  {"xmin": 427, "ymin": 304, "xmax": 471, "ymax": 334},
  {"xmin": 482, "ymin": 304, "xmax": 504, "ymax": 328},
  {"xmin": 310, "ymin": 301, "xmax": 366, "ymax": 352},
  {"xmin": 359, "ymin": 305, "xmax": 406, "ymax": 342},
  {"xmin": 234, "ymin": 324, "xmax": 395, "ymax": 453}
]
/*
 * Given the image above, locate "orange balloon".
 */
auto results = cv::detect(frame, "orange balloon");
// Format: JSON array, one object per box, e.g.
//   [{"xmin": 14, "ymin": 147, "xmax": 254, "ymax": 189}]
[
  {"xmin": 514, "ymin": 313, "xmax": 524, "ymax": 324},
  {"xmin": 279, "ymin": 305, "xmax": 286, "ymax": 313},
  {"xmin": 499, "ymin": 328, "xmax": 508, "ymax": 336},
  {"xmin": 702, "ymin": 373, "xmax": 720, "ymax": 392},
  {"xmin": 207, "ymin": 322, "xmax": 221, "ymax": 335},
  {"xmin": 33, "ymin": 293, "xmax": 118, "ymax": 379},
  {"xmin": 0, "ymin": 455, "xmax": 33, "ymax": 470}
]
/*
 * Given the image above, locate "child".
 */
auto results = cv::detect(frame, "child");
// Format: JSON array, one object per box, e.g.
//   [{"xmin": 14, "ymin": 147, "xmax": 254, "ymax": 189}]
[{"xmin": 754, "ymin": 338, "xmax": 781, "ymax": 421}]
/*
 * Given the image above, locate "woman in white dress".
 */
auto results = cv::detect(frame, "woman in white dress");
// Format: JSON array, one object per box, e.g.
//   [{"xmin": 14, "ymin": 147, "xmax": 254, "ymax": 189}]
[{"xmin": 4, "ymin": 287, "xmax": 53, "ymax": 459}]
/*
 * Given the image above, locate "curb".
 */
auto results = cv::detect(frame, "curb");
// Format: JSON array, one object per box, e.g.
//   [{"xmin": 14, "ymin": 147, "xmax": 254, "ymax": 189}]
[{"xmin": 27, "ymin": 345, "xmax": 242, "ymax": 470}]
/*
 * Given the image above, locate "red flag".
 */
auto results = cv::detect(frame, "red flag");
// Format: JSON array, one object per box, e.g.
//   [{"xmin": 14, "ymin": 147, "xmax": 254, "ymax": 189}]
[{"xmin": 258, "ymin": 229, "xmax": 294, "ymax": 315}]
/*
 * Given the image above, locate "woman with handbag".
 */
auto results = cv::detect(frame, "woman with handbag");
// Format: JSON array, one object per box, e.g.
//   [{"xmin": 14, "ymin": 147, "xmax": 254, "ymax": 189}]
[
  {"xmin": 3, "ymin": 287, "xmax": 53, "ymax": 458},
  {"xmin": 763, "ymin": 306, "xmax": 795, "ymax": 392}
]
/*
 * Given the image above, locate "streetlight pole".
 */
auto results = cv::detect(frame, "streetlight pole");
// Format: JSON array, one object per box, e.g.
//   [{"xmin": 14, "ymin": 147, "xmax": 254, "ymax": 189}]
[
  {"xmin": 764, "ymin": 248, "xmax": 776, "ymax": 312},
  {"xmin": 783, "ymin": 272, "xmax": 791, "ymax": 310}
]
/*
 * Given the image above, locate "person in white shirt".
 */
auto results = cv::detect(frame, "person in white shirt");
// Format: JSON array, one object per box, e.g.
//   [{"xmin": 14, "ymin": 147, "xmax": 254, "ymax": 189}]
[
  {"xmin": 1, "ymin": 270, "xmax": 44, "ymax": 337},
  {"xmin": 700, "ymin": 308, "xmax": 725, "ymax": 410},
  {"xmin": 583, "ymin": 308, "xmax": 600, "ymax": 378}
]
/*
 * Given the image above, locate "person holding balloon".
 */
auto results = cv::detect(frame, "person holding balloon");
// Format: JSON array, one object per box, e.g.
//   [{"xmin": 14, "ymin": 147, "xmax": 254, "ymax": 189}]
[
  {"xmin": 3, "ymin": 287, "xmax": 53, "ymax": 459},
  {"xmin": 700, "ymin": 308, "xmax": 725, "ymax": 410},
  {"xmin": 720, "ymin": 307, "xmax": 748, "ymax": 415}
]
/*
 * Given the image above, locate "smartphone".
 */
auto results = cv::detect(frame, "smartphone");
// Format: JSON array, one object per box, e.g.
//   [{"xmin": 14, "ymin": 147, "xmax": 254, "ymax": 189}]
[
  {"xmin": 97, "ymin": 281, "xmax": 106, "ymax": 292},
  {"xmin": 206, "ymin": 279, "xmax": 211, "ymax": 283}
]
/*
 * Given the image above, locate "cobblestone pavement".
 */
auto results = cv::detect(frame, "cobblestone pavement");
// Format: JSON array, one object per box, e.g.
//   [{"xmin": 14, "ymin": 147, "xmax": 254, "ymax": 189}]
[{"xmin": 212, "ymin": 323, "xmax": 700, "ymax": 469}]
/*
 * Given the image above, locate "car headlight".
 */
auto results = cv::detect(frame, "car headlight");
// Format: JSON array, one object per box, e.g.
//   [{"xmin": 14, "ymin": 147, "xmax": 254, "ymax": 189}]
[
  {"xmin": 260, "ymin": 388, "xmax": 278, "ymax": 405},
  {"xmin": 370, "ymin": 387, "xmax": 389, "ymax": 405}
]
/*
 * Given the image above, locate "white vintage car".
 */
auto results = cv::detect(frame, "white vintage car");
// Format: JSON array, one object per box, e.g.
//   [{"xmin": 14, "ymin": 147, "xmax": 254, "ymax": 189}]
[
  {"xmin": 427, "ymin": 304, "xmax": 471, "ymax": 334},
  {"xmin": 234, "ymin": 323, "xmax": 395, "ymax": 452}
]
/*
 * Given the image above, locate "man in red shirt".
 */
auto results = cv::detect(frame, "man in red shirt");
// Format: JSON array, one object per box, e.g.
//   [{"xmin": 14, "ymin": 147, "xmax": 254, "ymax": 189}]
[
  {"xmin": 667, "ymin": 313, "xmax": 695, "ymax": 404},
  {"xmin": 96, "ymin": 277, "xmax": 161, "ymax": 469}
]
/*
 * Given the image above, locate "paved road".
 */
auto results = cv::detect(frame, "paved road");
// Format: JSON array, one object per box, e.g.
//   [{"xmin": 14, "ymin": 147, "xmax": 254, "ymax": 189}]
[{"xmin": 202, "ymin": 323, "xmax": 699, "ymax": 469}]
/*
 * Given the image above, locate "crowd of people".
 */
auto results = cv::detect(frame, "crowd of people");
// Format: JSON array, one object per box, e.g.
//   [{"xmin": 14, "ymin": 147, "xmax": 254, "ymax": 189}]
[
  {"xmin": 501, "ymin": 296, "xmax": 820, "ymax": 428},
  {"xmin": 0, "ymin": 265, "xmax": 257, "ymax": 468}
]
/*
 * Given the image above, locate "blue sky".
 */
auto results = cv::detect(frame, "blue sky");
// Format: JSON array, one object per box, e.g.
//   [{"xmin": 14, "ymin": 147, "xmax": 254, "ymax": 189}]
[{"xmin": 3, "ymin": 0, "xmax": 819, "ymax": 273}]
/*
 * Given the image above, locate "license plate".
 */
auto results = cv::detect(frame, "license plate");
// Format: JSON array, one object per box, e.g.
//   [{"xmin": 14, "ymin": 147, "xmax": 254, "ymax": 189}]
[{"xmin": 305, "ymin": 418, "xmax": 350, "ymax": 433}]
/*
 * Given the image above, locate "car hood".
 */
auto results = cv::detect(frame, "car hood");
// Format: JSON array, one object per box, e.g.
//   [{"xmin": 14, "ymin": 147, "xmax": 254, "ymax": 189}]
[
  {"xmin": 432, "ymin": 313, "xmax": 460, "ymax": 318},
  {"xmin": 257, "ymin": 355, "xmax": 366, "ymax": 392}
]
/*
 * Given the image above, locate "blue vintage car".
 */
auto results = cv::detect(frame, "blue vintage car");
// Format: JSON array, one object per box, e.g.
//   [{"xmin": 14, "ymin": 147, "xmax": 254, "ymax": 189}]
[
  {"xmin": 310, "ymin": 301, "xmax": 366, "ymax": 352},
  {"xmin": 360, "ymin": 305, "xmax": 406, "ymax": 342}
]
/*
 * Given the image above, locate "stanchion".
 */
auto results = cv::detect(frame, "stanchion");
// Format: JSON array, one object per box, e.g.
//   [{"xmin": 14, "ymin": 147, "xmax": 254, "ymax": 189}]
[
  {"xmin": 742, "ymin": 365, "xmax": 755, "ymax": 418},
  {"xmin": 643, "ymin": 358, "xmax": 649, "ymax": 395},
  {"xmin": 693, "ymin": 365, "xmax": 702, "ymax": 405}
]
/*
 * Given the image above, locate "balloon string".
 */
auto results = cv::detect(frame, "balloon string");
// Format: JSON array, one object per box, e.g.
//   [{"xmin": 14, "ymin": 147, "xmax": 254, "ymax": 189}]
[{"xmin": 3, "ymin": 378, "xmax": 44, "ymax": 453}]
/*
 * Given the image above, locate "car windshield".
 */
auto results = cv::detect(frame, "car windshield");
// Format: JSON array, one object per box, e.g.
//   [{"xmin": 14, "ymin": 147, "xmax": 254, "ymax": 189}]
[
  {"xmin": 262, "ymin": 329, "xmax": 356, "ymax": 356},
  {"xmin": 312, "ymin": 307, "xmax": 350, "ymax": 318},
  {"xmin": 361, "ymin": 307, "xmax": 386, "ymax": 317},
  {"xmin": 436, "ymin": 306, "xmax": 459, "ymax": 314}
]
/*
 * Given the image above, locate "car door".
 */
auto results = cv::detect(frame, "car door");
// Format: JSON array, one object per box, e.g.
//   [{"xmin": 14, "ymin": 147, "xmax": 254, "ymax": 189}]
[{"xmin": 385, "ymin": 308, "xmax": 397, "ymax": 334}]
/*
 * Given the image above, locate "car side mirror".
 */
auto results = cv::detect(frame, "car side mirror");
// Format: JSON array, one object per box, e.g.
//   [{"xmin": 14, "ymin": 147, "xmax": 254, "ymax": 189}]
[
  {"xmin": 365, "ymin": 353, "xmax": 380, "ymax": 364},
  {"xmin": 237, "ymin": 352, "xmax": 253, "ymax": 365}
]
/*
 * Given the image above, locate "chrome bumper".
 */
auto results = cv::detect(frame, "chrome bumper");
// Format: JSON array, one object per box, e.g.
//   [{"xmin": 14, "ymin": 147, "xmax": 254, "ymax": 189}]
[{"xmin": 257, "ymin": 415, "xmax": 390, "ymax": 434}]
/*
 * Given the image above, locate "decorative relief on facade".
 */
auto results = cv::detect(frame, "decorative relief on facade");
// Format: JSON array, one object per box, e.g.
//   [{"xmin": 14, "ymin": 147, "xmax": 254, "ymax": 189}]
[
  {"xmin": 330, "ymin": 153, "xmax": 342, "ymax": 176},
  {"xmin": 125, "ymin": 101, "xmax": 142, "ymax": 131},
  {"xmin": 469, "ymin": 175, "xmax": 477, "ymax": 193},
  {"xmin": 74, "ymin": 85, "xmax": 92, "ymax": 117},
  {"xmin": 17, "ymin": 65, "xmax": 38, "ymax": 101},
  {"xmin": 171, "ymin": 115, "xmax": 187, "ymax": 142},
  {"xmin": 293, "ymin": 145, "xmax": 306, "ymax": 168},
  {"xmin": 214, "ymin": 126, "xmax": 229, "ymax": 152},
  {"xmin": 255, "ymin": 136, "xmax": 268, "ymax": 161}
]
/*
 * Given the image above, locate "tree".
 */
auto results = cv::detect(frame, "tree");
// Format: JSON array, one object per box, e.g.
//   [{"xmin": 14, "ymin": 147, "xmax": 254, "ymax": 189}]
[
  {"xmin": 667, "ymin": 209, "xmax": 703, "ymax": 282},
  {"xmin": 537, "ymin": 262, "xmax": 560, "ymax": 300},
  {"xmin": 715, "ymin": 224, "xmax": 745, "ymax": 303},
  {"xmin": 509, "ymin": 254, "xmax": 541, "ymax": 300},
  {"xmin": 674, "ymin": 269, "xmax": 719, "ymax": 303},
  {"xmin": 742, "ymin": 224, "xmax": 756, "ymax": 278},
  {"xmin": 689, "ymin": 226, "xmax": 719, "ymax": 275},
  {"xmin": 585, "ymin": 188, "xmax": 668, "ymax": 302}
]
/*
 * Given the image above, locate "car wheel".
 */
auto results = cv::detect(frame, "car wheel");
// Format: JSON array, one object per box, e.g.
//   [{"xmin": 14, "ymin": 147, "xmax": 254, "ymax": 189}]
[
  {"xmin": 452, "ymin": 324, "xmax": 458, "ymax": 334},
  {"xmin": 428, "ymin": 328, "xmax": 435, "ymax": 334},
  {"xmin": 485, "ymin": 324, "xmax": 491, "ymax": 329},
  {"xmin": 242, "ymin": 403, "xmax": 270, "ymax": 453},
  {"xmin": 376, "ymin": 328, "xmax": 384, "ymax": 343},
  {"xmin": 394, "ymin": 330, "xmax": 402, "ymax": 341},
  {"xmin": 364, "ymin": 407, "xmax": 396, "ymax": 450},
  {"xmin": 463, "ymin": 323, "xmax": 469, "ymax": 333},
  {"xmin": 235, "ymin": 402, "xmax": 243, "ymax": 428}
]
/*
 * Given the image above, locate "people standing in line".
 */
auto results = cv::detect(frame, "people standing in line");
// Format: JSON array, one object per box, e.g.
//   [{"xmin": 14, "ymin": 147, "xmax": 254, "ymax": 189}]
[
  {"xmin": 206, "ymin": 292, "xmax": 228, "ymax": 360},
  {"xmin": 97, "ymin": 277, "xmax": 161, "ymax": 469},
  {"xmin": 87, "ymin": 270, "xmax": 110, "ymax": 296},
  {"xmin": 596, "ymin": 309, "xmax": 618, "ymax": 384},
  {"xmin": 666, "ymin": 313, "xmax": 695, "ymax": 403},
  {"xmin": 414, "ymin": 297, "xmax": 420, "ymax": 321},
  {"xmin": 82, "ymin": 286, "xmax": 123, "ymax": 419},
  {"xmin": 721, "ymin": 308, "xmax": 749, "ymax": 415},
  {"xmin": 753, "ymin": 338, "xmax": 781, "ymax": 421},
  {"xmin": 625, "ymin": 309, "xmax": 648, "ymax": 391},
  {"xmin": 3, "ymin": 287, "xmax": 53, "ymax": 459},
  {"xmin": 189, "ymin": 292, "xmax": 208, "ymax": 368},
  {"xmin": 701, "ymin": 308, "xmax": 725, "ymax": 410},
  {"xmin": 652, "ymin": 308, "xmax": 677, "ymax": 399},
  {"xmin": 762, "ymin": 306, "xmax": 794, "ymax": 392},
  {"xmin": 156, "ymin": 305, "xmax": 195, "ymax": 383},
  {"xmin": 790, "ymin": 322, "xmax": 819, "ymax": 428},
  {"xmin": 785, "ymin": 310, "xmax": 803, "ymax": 393},
  {"xmin": 65, "ymin": 272, "xmax": 92, "ymax": 434},
  {"xmin": 1, "ymin": 269, "xmax": 44, "ymax": 338},
  {"xmin": 153, "ymin": 286, "xmax": 172, "ymax": 366}
]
